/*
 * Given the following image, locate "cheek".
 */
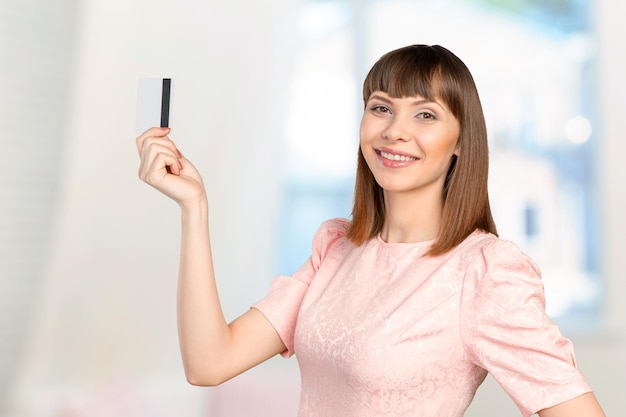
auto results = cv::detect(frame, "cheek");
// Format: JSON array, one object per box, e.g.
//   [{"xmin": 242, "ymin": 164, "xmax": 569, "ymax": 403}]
[
  {"xmin": 359, "ymin": 114, "xmax": 381, "ymax": 142},
  {"xmin": 359, "ymin": 121, "xmax": 372, "ymax": 144},
  {"xmin": 359, "ymin": 143, "xmax": 376, "ymax": 168},
  {"xmin": 435, "ymin": 130, "xmax": 460, "ymax": 158},
  {"xmin": 358, "ymin": 140, "xmax": 378, "ymax": 172}
]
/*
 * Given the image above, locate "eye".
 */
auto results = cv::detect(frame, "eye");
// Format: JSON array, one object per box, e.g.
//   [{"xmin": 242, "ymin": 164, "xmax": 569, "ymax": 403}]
[
  {"xmin": 370, "ymin": 105, "xmax": 391, "ymax": 114},
  {"xmin": 416, "ymin": 111, "xmax": 436, "ymax": 120}
]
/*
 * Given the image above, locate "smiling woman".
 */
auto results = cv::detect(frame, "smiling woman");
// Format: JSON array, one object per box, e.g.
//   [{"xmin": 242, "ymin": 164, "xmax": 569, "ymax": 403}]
[
  {"xmin": 349, "ymin": 45, "xmax": 493, "ymax": 255},
  {"xmin": 136, "ymin": 43, "xmax": 605, "ymax": 417},
  {"xmin": 3, "ymin": 0, "xmax": 622, "ymax": 416}
]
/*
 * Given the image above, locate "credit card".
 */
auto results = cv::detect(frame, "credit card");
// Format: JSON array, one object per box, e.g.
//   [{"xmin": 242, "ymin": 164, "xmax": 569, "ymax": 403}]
[{"xmin": 136, "ymin": 78, "xmax": 172, "ymax": 134}]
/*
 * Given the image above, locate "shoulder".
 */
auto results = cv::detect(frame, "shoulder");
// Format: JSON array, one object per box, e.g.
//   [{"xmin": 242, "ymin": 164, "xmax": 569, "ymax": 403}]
[
  {"xmin": 317, "ymin": 218, "xmax": 350, "ymax": 238},
  {"xmin": 309, "ymin": 218, "xmax": 352, "ymax": 266},
  {"xmin": 459, "ymin": 231, "xmax": 545, "ymax": 316},
  {"xmin": 313, "ymin": 218, "xmax": 350, "ymax": 249},
  {"xmin": 458, "ymin": 230, "xmax": 540, "ymax": 277}
]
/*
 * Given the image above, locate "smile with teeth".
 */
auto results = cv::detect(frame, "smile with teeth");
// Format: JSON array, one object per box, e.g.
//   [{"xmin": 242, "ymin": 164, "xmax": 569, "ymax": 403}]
[{"xmin": 379, "ymin": 151, "xmax": 418, "ymax": 162}]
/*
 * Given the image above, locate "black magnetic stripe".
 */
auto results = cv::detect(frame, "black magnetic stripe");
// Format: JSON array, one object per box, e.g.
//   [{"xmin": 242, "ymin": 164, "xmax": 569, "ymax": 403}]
[{"xmin": 160, "ymin": 78, "xmax": 171, "ymax": 127}]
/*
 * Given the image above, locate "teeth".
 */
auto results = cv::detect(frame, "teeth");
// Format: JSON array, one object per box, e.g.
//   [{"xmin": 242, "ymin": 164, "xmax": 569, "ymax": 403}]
[{"xmin": 380, "ymin": 151, "xmax": 417, "ymax": 162}]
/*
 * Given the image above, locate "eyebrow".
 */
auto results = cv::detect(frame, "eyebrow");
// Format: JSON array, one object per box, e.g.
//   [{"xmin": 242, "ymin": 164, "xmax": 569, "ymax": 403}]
[{"xmin": 368, "ymin": 94, "xmax": 441, "ymax": 108}]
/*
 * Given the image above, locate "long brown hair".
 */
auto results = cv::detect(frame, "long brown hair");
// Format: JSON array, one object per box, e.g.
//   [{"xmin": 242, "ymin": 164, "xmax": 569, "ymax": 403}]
[{"xmin": 345, "ymin": 44, "xmax": 497, "ymax": 255}]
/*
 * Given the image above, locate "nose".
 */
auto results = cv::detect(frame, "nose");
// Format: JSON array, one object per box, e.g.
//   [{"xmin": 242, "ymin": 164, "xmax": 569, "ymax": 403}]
[{"xmin": 382, "ymin": 116, "xmax": 410, "ymax": 142}]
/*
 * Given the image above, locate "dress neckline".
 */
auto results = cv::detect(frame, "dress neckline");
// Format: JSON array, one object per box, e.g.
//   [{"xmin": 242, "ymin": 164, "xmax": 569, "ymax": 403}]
[{"xmin": 374, "ymin": 233, "xmax": 435, "ymax": 249}]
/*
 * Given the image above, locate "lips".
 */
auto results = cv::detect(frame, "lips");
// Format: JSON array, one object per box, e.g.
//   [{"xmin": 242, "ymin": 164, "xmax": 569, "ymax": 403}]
[
  {"xmin": 373, "ymin": 149, "xmax": 420, "ymax": 168},
  {"xmin": 379, "ymin": 150, "xmax": 418, "ymax": 162}
]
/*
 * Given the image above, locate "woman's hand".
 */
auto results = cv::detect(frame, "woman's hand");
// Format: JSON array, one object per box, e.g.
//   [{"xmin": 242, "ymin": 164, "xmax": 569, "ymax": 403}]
[{"xmin": 136, "ymin": 127, "xmax": 206, "ymax": 207}]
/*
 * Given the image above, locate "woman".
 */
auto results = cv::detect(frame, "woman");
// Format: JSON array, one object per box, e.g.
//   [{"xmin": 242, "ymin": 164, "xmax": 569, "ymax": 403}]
[{"xmin": 136, "ymin": 45, "xmax": 605, "ymax": 416}]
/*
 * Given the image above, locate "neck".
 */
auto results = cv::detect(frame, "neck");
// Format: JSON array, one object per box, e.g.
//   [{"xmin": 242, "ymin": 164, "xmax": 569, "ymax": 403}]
[{"xmin": 380, "ymin": 188, "xmax": 443, "ymax": 244}]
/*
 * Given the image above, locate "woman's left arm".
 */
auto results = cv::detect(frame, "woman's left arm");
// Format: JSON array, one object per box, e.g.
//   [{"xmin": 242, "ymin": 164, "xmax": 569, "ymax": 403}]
[{"xmin": 538, "ymin": 392, "xmax": 605, "ymax": 417}]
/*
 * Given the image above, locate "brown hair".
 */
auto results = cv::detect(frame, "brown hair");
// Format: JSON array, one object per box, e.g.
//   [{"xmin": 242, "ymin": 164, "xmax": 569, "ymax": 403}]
[{"xmin": 345, "ymin": 44, "xmax": 497, "ymax": 255}]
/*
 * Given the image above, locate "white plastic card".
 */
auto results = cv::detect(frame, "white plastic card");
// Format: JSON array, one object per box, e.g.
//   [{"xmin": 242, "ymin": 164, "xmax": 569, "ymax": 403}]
[{"xmin": 136, "ymin": 78, "xmax": 172, "ymax": 134}]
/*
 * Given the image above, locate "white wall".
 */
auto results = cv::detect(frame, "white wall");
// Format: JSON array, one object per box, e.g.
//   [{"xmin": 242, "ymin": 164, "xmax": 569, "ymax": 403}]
[
  {"xmin": 10, "ymin": 0, "xmax": 302, "ymax": 415},
  {"xmin": 6, "ymin": 0, "xmax": 625, "ymax": 416}
]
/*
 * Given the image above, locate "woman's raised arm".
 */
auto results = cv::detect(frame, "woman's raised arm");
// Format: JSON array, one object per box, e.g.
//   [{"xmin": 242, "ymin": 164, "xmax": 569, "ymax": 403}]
[{"xmin": 136, "ymin": 127, "xmax": 286, "ymax": 386}]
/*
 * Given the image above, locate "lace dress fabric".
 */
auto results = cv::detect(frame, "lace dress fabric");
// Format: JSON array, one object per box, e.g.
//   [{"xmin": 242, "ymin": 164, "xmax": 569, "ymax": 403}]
[{"xmin": 253, "ymin": 219, "xmax": 591, "ymax": 417}]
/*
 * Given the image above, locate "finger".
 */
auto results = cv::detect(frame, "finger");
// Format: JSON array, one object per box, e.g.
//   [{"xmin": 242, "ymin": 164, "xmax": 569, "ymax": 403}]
[
  {"xmin": 138, "ymin": 136, "xmax": 180, "ymax": 163},
  {"xmin": 136, "ymin": 127, "xmax": 170, "ymax": 155},
  {"xmin": 138, "ymin": 135, "xmax": 182, "ymax": 165},
  {"xmin": 139, "ymin": 126, "xmax": 170, "ymax": 139},
  {"xmin": 136, "ymin": 127, "xmax": 171, "ymax": 153},
  {"xmin": 168, "ymin": 157, "xmax": 183, "ymax": 176},
  {"xmin": 139, "ymin": 145, "xmax": 179, "ymax": 180},
  {"xmin": 141, "ymin": 150, "xmax": 183, "ymax": 185},
  {"xmin": 138, "ymin": 143, "xmax": 181, "ymax": 180}
]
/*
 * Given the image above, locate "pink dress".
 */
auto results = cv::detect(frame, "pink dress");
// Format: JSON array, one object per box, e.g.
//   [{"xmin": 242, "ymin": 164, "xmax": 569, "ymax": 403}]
[{"xmin": 253, "ymin": 219, "xmax": 591, "ymax": 417}]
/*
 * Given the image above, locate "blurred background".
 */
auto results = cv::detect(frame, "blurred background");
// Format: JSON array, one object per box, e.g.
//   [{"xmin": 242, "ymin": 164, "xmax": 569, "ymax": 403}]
[{"xmin": 0, "ymin": 0, "xmax": 624, "ymax": 415}]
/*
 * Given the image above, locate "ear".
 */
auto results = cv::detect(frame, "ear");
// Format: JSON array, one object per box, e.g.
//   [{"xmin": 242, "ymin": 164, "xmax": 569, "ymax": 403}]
[{"xmin": 453, "ymin": 141, "xmax": 460, "ymax": 156}]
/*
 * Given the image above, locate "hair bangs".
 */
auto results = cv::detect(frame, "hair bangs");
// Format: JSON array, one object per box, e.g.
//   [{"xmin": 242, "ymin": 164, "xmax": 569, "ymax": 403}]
[{"xmin": 363, "ymin": 54, "xmax": 437, "ymax": 102}]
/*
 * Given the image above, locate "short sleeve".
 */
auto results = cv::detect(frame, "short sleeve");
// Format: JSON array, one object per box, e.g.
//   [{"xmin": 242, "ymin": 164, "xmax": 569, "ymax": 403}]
[
  {"xmin": 460, "ymin": 238, "xmax": 592, "ymax": 417},
  {"xmin": 252, "ymin": 218, "xmax": 349, "ymax": 358}
]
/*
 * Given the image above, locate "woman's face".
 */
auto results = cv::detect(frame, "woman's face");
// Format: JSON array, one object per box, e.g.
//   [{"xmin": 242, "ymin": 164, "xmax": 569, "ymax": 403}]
[{"xmin": 360, "ymin": 90, "xmax": 460, "ymax": 199}]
